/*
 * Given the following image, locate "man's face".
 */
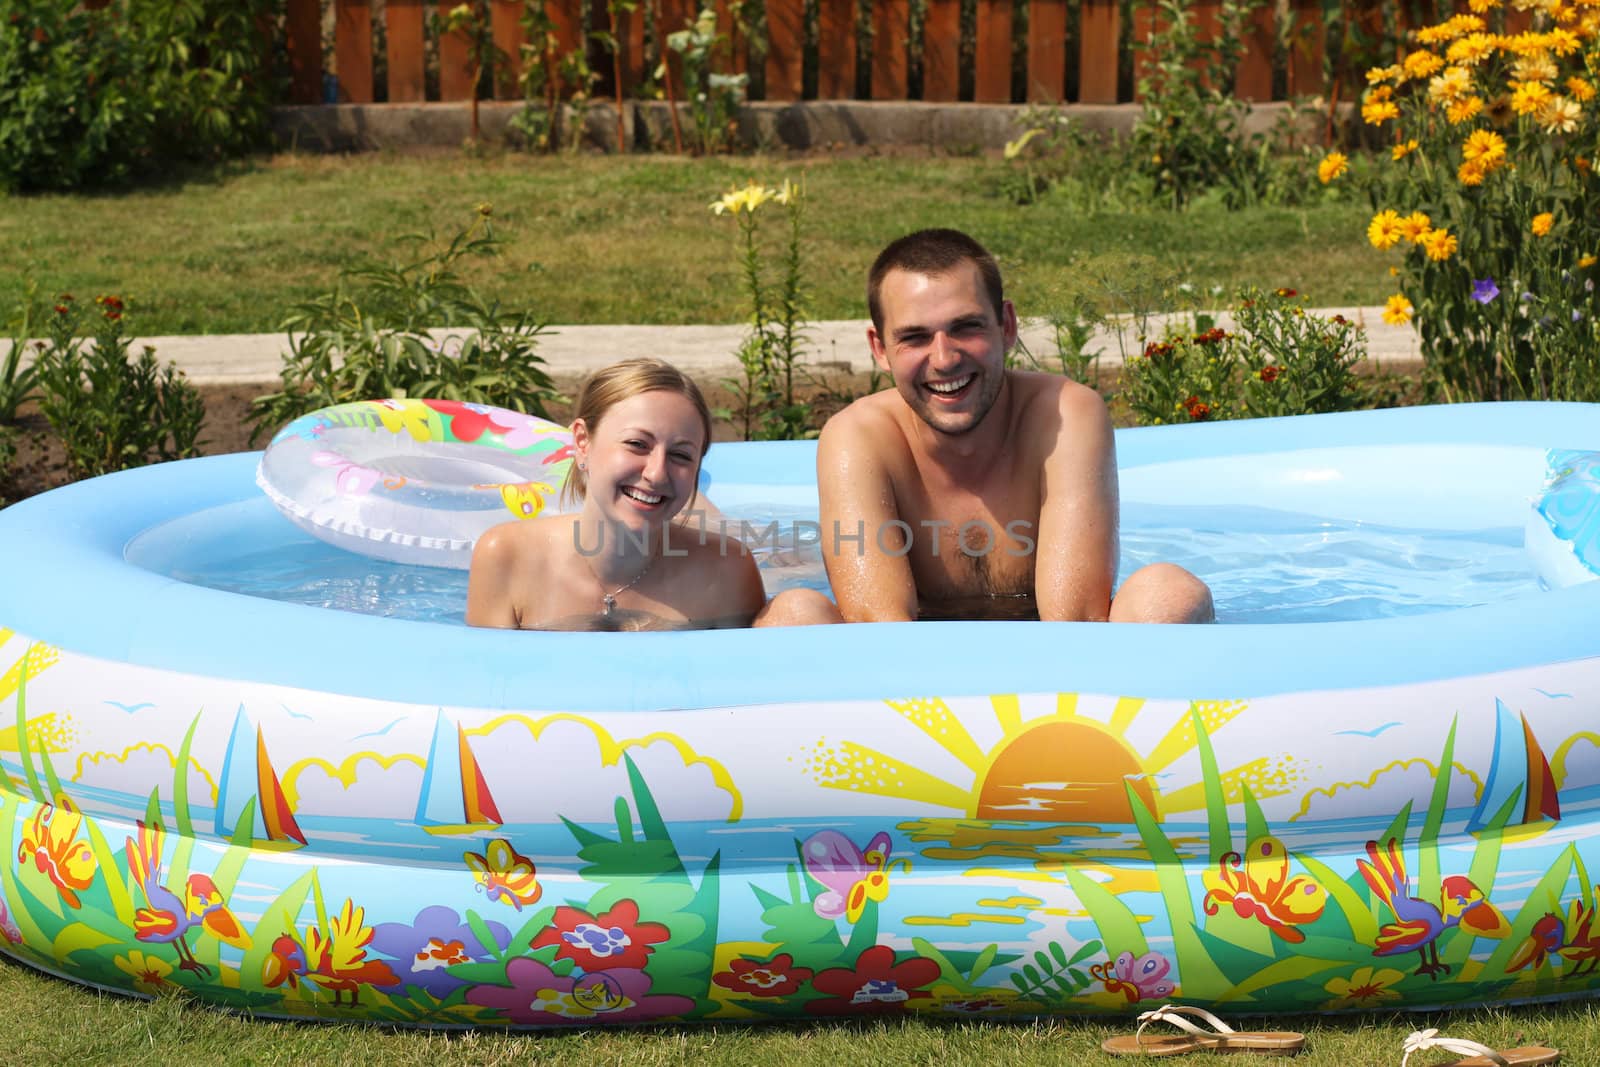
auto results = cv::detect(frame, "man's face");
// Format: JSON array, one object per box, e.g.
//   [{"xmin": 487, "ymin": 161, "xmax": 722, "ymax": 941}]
[{"xmin": 868, "ymin": 261, "xmax": 1016, "ymax": 437}]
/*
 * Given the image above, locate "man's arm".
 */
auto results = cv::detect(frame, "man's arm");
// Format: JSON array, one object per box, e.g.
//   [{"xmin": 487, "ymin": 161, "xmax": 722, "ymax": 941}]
[
  {"xmin": 1033, "ymin": 384, "xmax": 1119, "ymax": 622},
  {"xmin": 816, "ymin": 408, "xmax": 919, "ymax": 622}
]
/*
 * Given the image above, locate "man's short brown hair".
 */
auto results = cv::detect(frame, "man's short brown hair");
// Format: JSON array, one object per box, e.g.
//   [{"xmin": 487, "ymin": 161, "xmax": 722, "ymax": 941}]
[{"xmin": 867, "ymin": 229, "xmax": 1004, "ymax": 333}]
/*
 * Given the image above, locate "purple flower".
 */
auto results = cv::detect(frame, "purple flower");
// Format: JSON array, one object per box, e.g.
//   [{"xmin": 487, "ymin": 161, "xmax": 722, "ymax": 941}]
[
  {"xmin": 370, "ymin": 905, "xmax": 511, "ymax": 999},
  {"xmin": 465, "ymin": 957, "xmax": 694, "ymax": 1024},
  {"xmin": 1471, "ymin": 277, "xmax": 1500, "ymax": 304}
]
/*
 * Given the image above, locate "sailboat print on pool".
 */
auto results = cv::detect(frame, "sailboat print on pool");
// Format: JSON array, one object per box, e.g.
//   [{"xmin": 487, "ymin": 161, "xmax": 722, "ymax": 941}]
[
  {"xmin": 1466, "ymin": 698, "xmax": 1561, "ymax": 835},
  {"xmin": 214, "ymin": 705, "xmax": 306, "ymax": 847},
  {"xmin": 415, "ymin": 709, "xmax": 504, "ymax": 835}
]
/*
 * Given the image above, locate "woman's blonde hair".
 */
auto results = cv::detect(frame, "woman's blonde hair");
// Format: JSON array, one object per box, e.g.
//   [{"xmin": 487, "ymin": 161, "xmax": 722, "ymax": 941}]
[{"xmin": 561, "ymin": 358, "xmax": 714, "ymax": 507}]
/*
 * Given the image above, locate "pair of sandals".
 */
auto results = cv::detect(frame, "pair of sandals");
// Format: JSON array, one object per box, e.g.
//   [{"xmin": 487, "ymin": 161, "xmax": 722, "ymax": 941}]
[{"xmin": 1101, "ymin": 1004, "xmax": 1561, "ymax": 1064}]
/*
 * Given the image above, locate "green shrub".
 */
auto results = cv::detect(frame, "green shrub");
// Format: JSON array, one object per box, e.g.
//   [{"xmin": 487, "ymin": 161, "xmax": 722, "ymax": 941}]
[
  {"xmin": 249, "ymin": 208, "xmax": 557, "ymax": 444},
  {"xmin": 1119, "ymin": 288, "xmax": 1367, "ymax": 425},
  {"xmin": 1, "ymin": 292, "xmax": 42, "ymax": 424},
  {"xmin": 34, "ymin": 295, "xmax": 206, "ymax": 479},
  {"xmin": 0, "ymin": 0, "xmax": 277, "ymax": 193}
]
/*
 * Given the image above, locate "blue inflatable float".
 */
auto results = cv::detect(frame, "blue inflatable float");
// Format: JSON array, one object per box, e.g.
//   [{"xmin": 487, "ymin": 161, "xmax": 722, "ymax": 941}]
[{"xmin": 0, "ymin": 400, "xmax": 1596, "ymax": 1025}]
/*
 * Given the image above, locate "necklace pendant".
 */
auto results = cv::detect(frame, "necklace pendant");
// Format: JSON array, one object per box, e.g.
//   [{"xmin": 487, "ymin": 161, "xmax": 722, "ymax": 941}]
[{"xmin": 601, "ymin": 594, "xmax": 617, "ymax": 617}]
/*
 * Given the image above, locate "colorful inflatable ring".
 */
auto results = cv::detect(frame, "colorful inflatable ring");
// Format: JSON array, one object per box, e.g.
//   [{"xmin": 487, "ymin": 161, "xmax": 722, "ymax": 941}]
[
  {"xmin": 256, "ymin": 398, "xmax": 576, "ymax": 569},
  {"xmin": 1525, "ymin": 449, "xmax": 1600, "ymax": 589}
]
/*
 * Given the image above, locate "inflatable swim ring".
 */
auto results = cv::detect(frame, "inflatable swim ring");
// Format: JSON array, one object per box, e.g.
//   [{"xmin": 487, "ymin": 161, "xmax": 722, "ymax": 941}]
[
  {"xmin": 256, "ymin": 398, "xmax": 576, "ymax": 569},
  {"xmin": 0, "ymin": 402, "xmax": 1599, "ymax": 1027},
  {"xmin": 1526, "ymin": 449, "xmax": 1600, "ymax": 589}
]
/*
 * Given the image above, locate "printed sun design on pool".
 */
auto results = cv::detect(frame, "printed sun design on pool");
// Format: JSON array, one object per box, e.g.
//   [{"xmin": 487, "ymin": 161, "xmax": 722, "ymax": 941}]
[{"xmin": 800, "ymin": 694, "xmax": 1290, "ymax": 824}]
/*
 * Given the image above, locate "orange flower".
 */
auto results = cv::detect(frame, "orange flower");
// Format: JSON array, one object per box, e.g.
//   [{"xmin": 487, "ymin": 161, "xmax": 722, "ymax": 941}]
[
  {"xmin": 1400, "ymin": 211, "xmax": 1434, "ymax": 244},
  {"xmin": 1318, "ymin": 152, "xmax": 1349, "ymax": 183},
  {"xmin": 1202, "ymin": 836, "xmax": 1327, "ymax": 942},
  {"xmin": 17, "ymin": 799, "xmax": 97, "ymax": 909},
  {"xmin": 1383, "ymin": 294, "xmax": 1414, "ymax": 325},
  {"xmin": 1392, "ymin": 139, "xmax": 1420, "ymax": 160},
  {"xmin": 1420, "ymin": 228, "xmax": 1459, "ymax": 261},
  {"xmin": 1533, "ymin": 212, "xmax": 1555, "ymax": 236}
]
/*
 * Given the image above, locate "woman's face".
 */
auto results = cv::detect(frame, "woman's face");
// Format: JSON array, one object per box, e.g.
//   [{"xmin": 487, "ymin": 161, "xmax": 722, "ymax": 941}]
[{"xmin": 573, "ymin": 389, "xmax": 705, "ymax": 538}]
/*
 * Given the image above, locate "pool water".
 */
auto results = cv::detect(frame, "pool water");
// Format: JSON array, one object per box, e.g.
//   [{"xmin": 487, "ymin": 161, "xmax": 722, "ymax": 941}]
[{"xmin": 128, "ymin": 498, "xmax": 1545, "ymax": 626}]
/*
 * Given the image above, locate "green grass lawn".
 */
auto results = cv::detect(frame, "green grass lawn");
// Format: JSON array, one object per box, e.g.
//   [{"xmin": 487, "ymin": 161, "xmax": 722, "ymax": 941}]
[
  {"xmin": 0, "ymin": 151, "xmax": 1391, "ymax": 335},
  {"xmin": 4, "ymin": 953, "xmax": 1597, "ymax": 1065}
]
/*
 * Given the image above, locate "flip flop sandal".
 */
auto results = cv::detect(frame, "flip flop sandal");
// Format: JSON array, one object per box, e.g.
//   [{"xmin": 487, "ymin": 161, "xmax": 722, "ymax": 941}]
[
  {"xmin": 1100, "ymin": 1003, "xmax": 1306, "ymax": 1057},
  {"xmin": 1400, "ymin": 1028, "xmax": 1560, "ymax": 1067}
]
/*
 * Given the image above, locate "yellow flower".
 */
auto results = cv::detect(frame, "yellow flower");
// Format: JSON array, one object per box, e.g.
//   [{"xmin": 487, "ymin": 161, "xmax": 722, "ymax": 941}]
[
  {"xmin": 1447, "ymin": 96, "xmax": 1485, "ymax": 123},
  {"xmin": 709, "ymin": 181, "xmax": 776, "ymax": 217},
  {"xmin": 1447, "ymin": 33, "xmax": 1496, "ymax": 65},
  {"xmin": 1363, "ymin": 98, "xmax": 1401, "ymax": 125},
  {"xmin": 1459, "ymin": 158, "xmax": 1488, "ymax": 184},
  {"xmin": 1567, "ymin": 75, "xmax": 1596, "ymax": 101},
  {"xmin": 1462, "ymin": 128, "xmax": 1508, "ymax": 167},
  {"xmin": 1539, "ymin": 95, "xmax": 1582, "ymax": 132},
  {"xmin": 1533, "ymin": 212, "xmax": 1555, "ymax": 236},
  {"xmin": 114, "ymin": 951, "xmax": 175, "ymax": 995},
  {"xmin": 1580, "ymin": 253, "xmax": 1597, "ymax": 267},
  {"xmin": 1469, "ymin": 0, "xmax": 1501, "ymax": 9},
  {"xmin": 1323, "ymin": 966, "xmax": 1407, "ymax": 1010},
  {"xmin": 1383, "ymin": 294, "xmax": 1414, "ymax": 325},
  {"xmin": 1317, "ymin": 152, "xmax": 1349, "ymax": 183},
  {"xmin": 1548, "ymin": 26, "xmax": 1582, "ymax": 54},
  {"xmin": 1420, "ymin": 228, "xmax": 1459, "ymax": 261},
  {"xmin": 1401, "ymin": 211, "xmax": 1434, "ymax": 243},
  {"xmin": 1429, "ymin": 66, "xmax": 1474, "ymax": 103},
  {"xmin": 1368, "ymin": 210, "xmax": 1405, "ymax": 250},
  {"xmin": 1392, "ymin": 139, "xmax": 1421, "ymax": 160},
  {"xmin": 1513, "ymin": 53, "xmax": 1560, "ymax": 83},
  {"xmin": 1403, "ymin": 51, "xmax": 1445, "ymax": 79},
  {"xmin": 1512, "ymin": 80, "xmax": 1554, "ymax": 114},
  {"xmin": 1367, "ymin": 64, "xmax": 1404, "ymax": 85}
]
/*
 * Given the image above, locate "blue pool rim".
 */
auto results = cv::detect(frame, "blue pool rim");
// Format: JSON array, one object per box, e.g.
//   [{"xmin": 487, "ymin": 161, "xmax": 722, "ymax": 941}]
[{"xmin": 2, "ymin": 401, "xmax": 1598, "ymax": 712}]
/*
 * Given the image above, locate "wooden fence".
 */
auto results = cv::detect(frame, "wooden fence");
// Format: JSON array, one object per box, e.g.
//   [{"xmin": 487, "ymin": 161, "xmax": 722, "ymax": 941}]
[{"xmin": 281, "ymin": 1, "xmax": 1535, "ymax": 110}]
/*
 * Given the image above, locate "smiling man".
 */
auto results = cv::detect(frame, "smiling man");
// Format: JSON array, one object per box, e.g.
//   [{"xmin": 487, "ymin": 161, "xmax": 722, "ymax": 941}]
[{"xmin": 816, "ymin": 228, "xmax": 1214, "ymax": 624}]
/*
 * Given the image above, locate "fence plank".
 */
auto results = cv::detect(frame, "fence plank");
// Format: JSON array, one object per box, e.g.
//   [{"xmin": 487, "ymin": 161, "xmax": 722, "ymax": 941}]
[
  {"xmin": 1287, "ymin": 0, "xmax": 1324, "ymax": 98},
  {"xmin": 437, "ymin": 4, "xmax": 473, "ymax": 100},
  {"xmin": 286, "ymin": 0, "xmax": 322, "ymax": 104},
  {"xmin": 1235, "ymin": 1, "xmax": 1273, "ymax": 101},
  {"xmin": 1130, "ymin": 2, "xmax": 1156, "ymax": 100},
  {"xmin": 549, "ymin": 0, "xmax": 581, "ymax": 56},
  {"xmin": 491, "ymin": 0, "xmax": 524, "ymax": 98},
  {"xmin": 336, "ymin": 0, "xmax": 375, "ymax": 103},
  {"xmin": 1077, "ymin": 0, "xmax": 1118, "ymax": 103},
  {"xmin": 716, "ymin": 0, "xmax": 747, "ymax": 74},
  {"xmin": 873, "ymin": 0, "xmax": 909, "ymax": 99},
  {"xmin": 765, "ymin": 0, "xmax": 803, "ymax": 100},
  {"xmin": 385, "ymin": 0, "xmax": 426, "ymax": 103},
  {"xmin": 975, "ymin": 0, "xmax": 1012, "ymax": 102},
  {"xmin": 1028, "ymin": 0, "xmax": 1067, "ymax": 102},
  {"xmin": 819, "ymin": 0, "xmax": 855, "ymax": 98},
  {"xmin": 922, "ymin": 0, "xmax": 960, "ymax": 100}
]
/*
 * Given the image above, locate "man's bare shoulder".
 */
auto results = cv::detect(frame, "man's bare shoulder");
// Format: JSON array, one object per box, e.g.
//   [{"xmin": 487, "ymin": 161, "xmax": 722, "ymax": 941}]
[{"xmin": 1008, "ymin": 371, "xmax": 1111, "ymax": 443}]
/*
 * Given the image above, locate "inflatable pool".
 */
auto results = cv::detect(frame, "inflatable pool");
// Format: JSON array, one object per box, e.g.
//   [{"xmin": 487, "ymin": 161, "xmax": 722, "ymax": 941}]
[{"xmin": 0, "ymin": 401, "xmax": 1598, "ymax": 1026}]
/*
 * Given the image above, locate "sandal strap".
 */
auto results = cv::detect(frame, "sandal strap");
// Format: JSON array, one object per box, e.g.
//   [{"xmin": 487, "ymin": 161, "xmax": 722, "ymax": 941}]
[
  {"xmin": 1135, "ymin": 1003, "xmax": 1238, "ymax": 1047},
  {"xmin": 1401, "ymin": 1028, "xmax": 1511, "ymax": 1067}
]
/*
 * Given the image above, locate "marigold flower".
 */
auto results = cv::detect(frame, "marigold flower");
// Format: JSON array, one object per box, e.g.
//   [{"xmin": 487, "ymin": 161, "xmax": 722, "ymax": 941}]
[
  {"xmin": 1318, "ymin": 152, "xmax": 1349, "ymax": 183},
  {"xmin": 1512, "ymin": 80, "xmax": 1554, "ymax": 114},
  {"xmin": 1429, "ymin": 67, "xmax": 1474, "ymax": 104},
  {"xmin": 1568, "ymin": 75, "xmax": 1597, "ymax": 101},
  {"xmin": 1397, "ymin": 213, "xmax": 1431, "ymax": 244},
  {"xmin": 1368, "ymin": 210, "xmax": 1405, "ymax": 250},
  {"xmin": 1513, "ymin": 53, "xmax": 1559, "ymax": 84},
  {"xmin": 1539, "ymin": 95, "xmax": 1582, "ymax": 133},
  {"xmin": 1392, "ymin": 139, "xmax": 1420, "ymax": 160},
  {"xmin": 1532, "ymin": 211, "xmax": 1555, "ymax": 236},
  {"xmin": 1259, "ymin": 365, "xmax": 1281, "ymax": 383},
  {"xmin": 1404, "ymin": 51, "xmax": 1446, "ymax": 79},
  {"xmin": 1274, "ymin": 288, "xmax": 1297, "ymax": 298},
  {"xmin": 1383, "ymin": 294, "xmax": 1414, "ymax": 325},
  {"xmin": 1462, "ymin": 128, "xmax": 1508, "ymax": 167},
  {"xmin": 1183, "ymin": 395, "xmax": 1213, "ymax": 421},
  {"xmin": 1447, "ymin": 96, "xmax": 1485, "ymax": 123},
  {"xmin": 1420, "ymin": 228, "xmax": 1459, "ymax": 261},
  {"xmin": 1447, "ymin": 33, "xmax": 1496, "ymax": 65},
  {"xmin": 1363, "ymin": 98, "xmax": 1401, "ymax": 125},
  {"xmin": 1580, "ymin": 254, "xmax": 1597, "ymax": 267},
  {"xmin": 1459, "ymin": 159, "xmax": 1488, "ymax": 185}
]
